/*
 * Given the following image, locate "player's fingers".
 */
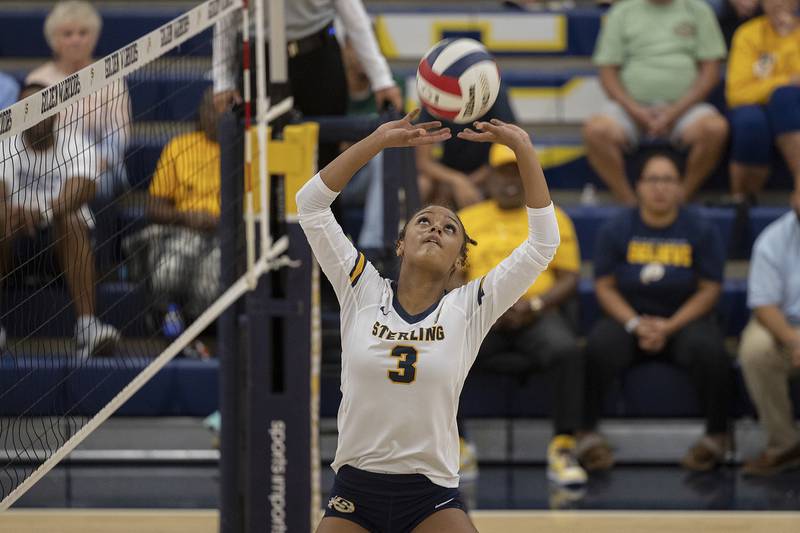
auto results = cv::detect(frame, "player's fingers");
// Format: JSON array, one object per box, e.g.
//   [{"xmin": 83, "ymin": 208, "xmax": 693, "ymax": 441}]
[
  {"xmin": 410, "ymin": 129, "xmax": 451, "ymax": 145},
  {"xmin": 475, "ymin": 120, "xmax": 501, "ymax": 132},
  {"xmin": 403, "ymin": 108, "xmax": 421, "ymax": 123},
  {"xmin": 414, "ymin": 120, "xmax": 443, "ymax": 131},
  {"xmin": 457, "ymin": 129, "xmax": 494, "ymax": 142},
  {"xmin": 489, "ymin": 118, "xmax": 507, "ymax": 126}
]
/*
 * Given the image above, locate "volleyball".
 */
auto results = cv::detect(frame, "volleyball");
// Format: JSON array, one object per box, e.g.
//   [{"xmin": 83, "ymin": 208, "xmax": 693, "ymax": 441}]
[{"xmin": 416, "ymin": 38, "xmax": 501, "ymax": 124}]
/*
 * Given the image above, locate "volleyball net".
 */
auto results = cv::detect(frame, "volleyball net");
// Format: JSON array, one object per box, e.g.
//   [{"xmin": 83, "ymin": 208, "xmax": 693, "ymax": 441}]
[{"xmin": 0, "ymin": 0, "xmax": 306, "ymax": 512}]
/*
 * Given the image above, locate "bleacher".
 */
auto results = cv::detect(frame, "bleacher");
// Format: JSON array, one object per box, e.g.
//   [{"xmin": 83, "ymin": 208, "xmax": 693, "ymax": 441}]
[{"xmin": 0, "ymin": 2, "xmax": 797, "ymax": 430}]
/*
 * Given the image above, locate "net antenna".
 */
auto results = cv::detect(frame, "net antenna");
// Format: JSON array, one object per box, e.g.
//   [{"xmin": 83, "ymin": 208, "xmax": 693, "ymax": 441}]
[{"xmin": 0, "ymin": 0, "xmax": 294, "ymax": 511}]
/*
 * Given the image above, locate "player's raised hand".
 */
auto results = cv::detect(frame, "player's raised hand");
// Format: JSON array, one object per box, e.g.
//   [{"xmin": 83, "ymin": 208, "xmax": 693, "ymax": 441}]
[
  {"xmin": 457, "ymin": 118, "xmax": 531, "ymax": 151},
  {"xmin": 375, "ymin": 109, "xmax": 451, "ymax": 148}
]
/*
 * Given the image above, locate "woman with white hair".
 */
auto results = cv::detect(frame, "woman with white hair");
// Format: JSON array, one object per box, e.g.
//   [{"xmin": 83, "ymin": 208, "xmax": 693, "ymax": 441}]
[{"xmin": 26, "ymin": 0, "xmax": 131, "ymax": 201}]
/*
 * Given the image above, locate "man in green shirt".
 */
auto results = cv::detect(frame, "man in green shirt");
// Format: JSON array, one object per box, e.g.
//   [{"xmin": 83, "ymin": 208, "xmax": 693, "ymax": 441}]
[{"xmin": 583, "ymin": 0, "xmax": 730, "ymax": 204}]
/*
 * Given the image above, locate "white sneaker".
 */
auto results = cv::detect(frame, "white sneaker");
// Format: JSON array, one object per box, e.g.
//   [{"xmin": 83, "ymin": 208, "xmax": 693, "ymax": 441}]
[
  {"xmin": 75, "ymin": 318, "xmax": 120, "ymax": 359},
  {"xmin": 547, "ymin": 435, "xmax": 588, "ymax": 487}
]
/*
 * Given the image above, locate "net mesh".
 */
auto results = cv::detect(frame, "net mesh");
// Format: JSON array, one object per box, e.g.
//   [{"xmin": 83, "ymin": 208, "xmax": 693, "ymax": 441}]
[{"xmin": 0, "ymin": 0, "xmax": 244, "ymax": 505}]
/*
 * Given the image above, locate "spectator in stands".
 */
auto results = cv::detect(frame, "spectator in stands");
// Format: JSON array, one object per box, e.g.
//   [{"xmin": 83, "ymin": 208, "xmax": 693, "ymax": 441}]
[
  {"xmin": 738, "ymin": 191, "xmax": 800, "ymax": 476},
  {"xmin": 416, "ymin": 86, "xmax": 517, "ymax": 210},
  {"xmin": 578, "ymin": 151, "xmax": 732, "ymax": 472},
  {"xmin": 0, "ymin": 71, "xmax": 19, "ymax": 109},
  {"xmin": 726, "ymin": 0, "xmax": 800, "ymax": 203},
  {"xmin": 459, "ymin": 143, "xmax": 586, "ymax": 486},
  {"xmin": 583, "ymin": 0, "xmax": 729, "ymax": 205},
  {"xmin": 0, "ymin": 84, "xmax": 120, "ymax": 358},
  {"xmin": 139, "ymin": 89, "xmax": 222, "ymax": 329},
  {"xmin": 717, "ymin": 0, "xmax": 762, "ymax": 48},
  {"xmin": 26, "ymin": 0, "xmax": 131, "ymax": 201},
  {"xmin": 212, "ymin": 0, "xmax": 402, "ymax": 168}
]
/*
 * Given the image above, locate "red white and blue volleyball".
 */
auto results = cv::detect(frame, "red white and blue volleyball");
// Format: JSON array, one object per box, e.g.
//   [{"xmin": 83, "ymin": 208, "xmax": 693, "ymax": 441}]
[{"xmin": 416, "ymin": 38, "xmax": 501, "ymax": 124}]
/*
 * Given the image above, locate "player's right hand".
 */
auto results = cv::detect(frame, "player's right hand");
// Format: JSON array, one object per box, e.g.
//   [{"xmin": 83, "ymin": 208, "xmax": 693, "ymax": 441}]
[
  {"xmin": 374, "ymin": 109, "xmax": 451, "ymax": 148},
  {"xmin": 213, "ymin": 90, "xmax": 242, "ymax": 113},
  {"xmin": 457, "ymin": 119, "xmax": 531, "ymax": 152}
]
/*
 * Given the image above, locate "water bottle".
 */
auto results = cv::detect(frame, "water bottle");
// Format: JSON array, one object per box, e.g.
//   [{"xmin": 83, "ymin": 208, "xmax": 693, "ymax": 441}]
[{"xmin": 162, "ymin": 303, "xmax": 185, "ymax": 339}]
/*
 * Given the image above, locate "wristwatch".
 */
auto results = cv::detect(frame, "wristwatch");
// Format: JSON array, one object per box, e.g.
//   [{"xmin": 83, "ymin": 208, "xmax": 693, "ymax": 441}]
[
  {"xmin": 624, "ymin": 315, "xmax": 641, "ymax": 334},
  {"xmin": 529, "ymin": 296, "xmax": 544, "ymax": 314}
]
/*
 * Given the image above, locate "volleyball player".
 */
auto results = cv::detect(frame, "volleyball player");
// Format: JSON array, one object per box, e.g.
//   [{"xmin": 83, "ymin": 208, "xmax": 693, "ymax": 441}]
[{"xmin": 297, "ymin": 110, "xmax": 559, "ymax": 533}]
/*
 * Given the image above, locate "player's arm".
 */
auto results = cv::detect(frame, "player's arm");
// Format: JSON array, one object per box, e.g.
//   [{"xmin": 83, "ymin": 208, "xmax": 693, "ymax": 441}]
[
  {"xmin": 457, "ymin": 120, "xmax": 559, "ymax": 325},
  {"xmin": 297, "ymin": 110, "xmax": 449, "ymax": 299}
]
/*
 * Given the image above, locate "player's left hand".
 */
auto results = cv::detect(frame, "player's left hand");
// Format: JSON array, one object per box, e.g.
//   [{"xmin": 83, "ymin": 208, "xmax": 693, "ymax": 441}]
[
  {"xmin": 457, "ymin": 119, "xmax": 532, "ymax": 152},
  {"xmin": 374, "ymin": 109, "xmax": 451, "ymax": 148},
  {"xmin": 374, "ymin": 85, "xmax": 403, "ymax": 112}
]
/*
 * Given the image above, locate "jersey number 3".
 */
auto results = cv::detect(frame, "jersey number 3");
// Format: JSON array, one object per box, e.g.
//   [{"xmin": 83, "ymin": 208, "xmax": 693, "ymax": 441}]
[{"xmin": 388, "ymin": 346, "xmax": 418, "ymax": 384}]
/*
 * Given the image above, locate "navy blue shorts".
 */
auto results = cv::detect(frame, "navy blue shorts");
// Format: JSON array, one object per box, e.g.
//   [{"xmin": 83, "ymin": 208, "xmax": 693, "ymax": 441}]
[
  {"xmin": 324, "ymin": 465, "xmax": 465, "ymax": 532},
  {"xmin": 729, "ymin": 85, "xmax": 800, "ymax": 165}
]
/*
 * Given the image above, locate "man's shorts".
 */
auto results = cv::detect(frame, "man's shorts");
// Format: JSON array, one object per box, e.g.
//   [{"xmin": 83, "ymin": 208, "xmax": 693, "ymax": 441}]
[
  {"xmin": 597, "ymin": 100, "xmax": 719, "ymax": 150},
  {"xmin": 324, "ymin": 465, "xmax": 466, "ymax": 532}
]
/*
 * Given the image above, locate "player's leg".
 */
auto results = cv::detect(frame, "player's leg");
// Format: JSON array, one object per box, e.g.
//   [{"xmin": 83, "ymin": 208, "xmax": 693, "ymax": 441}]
[
  {"xmin": 315, "ymin": 517, "xmax": 370, "ymax": 533},
  {"xmin": 582, "ymin": 102, "xmax": 638, "ymax": 205},
  {"xmin": 673, "ymin": 104, "xmax": 729, "ymax": 199},
  {"xmin": 412, "ymin": 508, "xmax": 478, "ymax": 533}
]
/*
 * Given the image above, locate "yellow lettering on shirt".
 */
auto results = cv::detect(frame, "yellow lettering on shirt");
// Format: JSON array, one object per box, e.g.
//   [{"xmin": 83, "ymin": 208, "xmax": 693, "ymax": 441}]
[{"xmin": 626, "ymin": 240, "xmax": 692, "ymax": 267}]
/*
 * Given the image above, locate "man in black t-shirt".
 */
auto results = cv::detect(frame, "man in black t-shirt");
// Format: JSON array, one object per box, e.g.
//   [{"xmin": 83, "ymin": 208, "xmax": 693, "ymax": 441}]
[
  {"xmin": 415, "ymin": 84, "xmax": 516, "ymax": 209},
  {"xmin": 578, "ymin": 150, "xmax": 732, "ymax": 474}
]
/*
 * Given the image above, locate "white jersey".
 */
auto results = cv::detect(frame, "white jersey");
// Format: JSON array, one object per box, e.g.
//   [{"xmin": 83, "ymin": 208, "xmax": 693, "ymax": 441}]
[{"xmin": 297, "ymin": 173, "xmax": 559, "ymax": 488}]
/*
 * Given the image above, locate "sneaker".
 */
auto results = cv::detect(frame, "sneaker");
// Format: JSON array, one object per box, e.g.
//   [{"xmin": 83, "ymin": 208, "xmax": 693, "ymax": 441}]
[
  {"xmin": 681, "ymin": 434, "xmax": 731, "ymax": 472},
  {"xmin": 76, "ymin": 318, "xmax": 120, "ymax": 359},
  {"xmin": 742, "ymin": 442, "xmax": 800, "ymax": 477},
  {"xmin": 547, "ymin": 435, "xmax": 587, "ymax": 486},
  {"xmin": 576, "ymin": 432, "xmax": 614, "ymax": 472},
  {"xmin": 458, "ymin": 437, "xmax": 479, "ymax": 482}
]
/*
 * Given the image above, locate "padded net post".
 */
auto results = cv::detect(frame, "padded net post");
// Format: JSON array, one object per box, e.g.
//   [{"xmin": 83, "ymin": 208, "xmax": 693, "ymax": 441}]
[{"xmin": 0, "ymin": 0, "xmax": 252, "ymax": 510}]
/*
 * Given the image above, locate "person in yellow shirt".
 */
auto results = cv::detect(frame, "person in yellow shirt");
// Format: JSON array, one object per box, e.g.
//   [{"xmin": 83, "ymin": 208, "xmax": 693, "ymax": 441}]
[
  {"xmin": 726, "ymin": 0, "xmax": 800, "ymax": 200},
  {"xmin": 141, "ymin": 89, "xmax": 222, "ymax": 331},
  {"xmin": 458, "ymin": 144, "xmax": 586, "ymax": 488}
]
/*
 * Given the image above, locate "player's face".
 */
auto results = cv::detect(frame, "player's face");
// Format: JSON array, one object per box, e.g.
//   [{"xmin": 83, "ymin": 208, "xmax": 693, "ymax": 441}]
[
  {"xmin": 401, "ymin": 206, "xmax": 464, "ymax": 274},
  {"xmin": 636, "ymin": 156, "xmax": 683, "ymax": 216},
  {"xmin": 52, "ymin": 21, "xmax": 97, "ymax": 65}
]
